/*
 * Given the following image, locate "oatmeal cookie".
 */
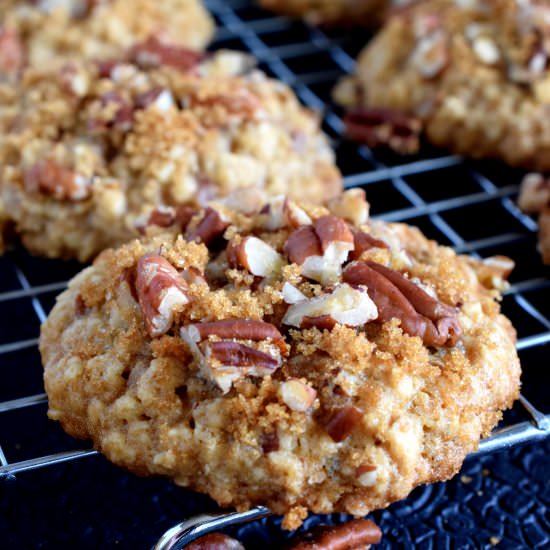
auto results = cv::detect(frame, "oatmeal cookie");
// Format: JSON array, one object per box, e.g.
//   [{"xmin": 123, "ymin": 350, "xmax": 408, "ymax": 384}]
[
  {"xmin": 334, "ymin": 0, "xmax": 550, "ymax": 168},
  {"xmin": 518, "ymin": 173, "xmax": 550, "ymax": 264},
  {"xmin": 0, "ymin": 52, "xmax": 340, "ymax": 261},
  {"xmin": 258, "ymin": 0, "xmax": 400, "ymax": 27},
  {"xmin": 41, "ymin": 189, "xmax": 520, "ymax": 529},
  {"xmin": 0, "ymin": 0, "xmax": 214, "ymax": 80}
]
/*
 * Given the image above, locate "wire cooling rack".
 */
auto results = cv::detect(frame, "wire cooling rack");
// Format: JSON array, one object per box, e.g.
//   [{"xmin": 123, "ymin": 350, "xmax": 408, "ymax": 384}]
[{"xmin": 1, "ymin": 0, "xmax": 550, "ymax": 548}]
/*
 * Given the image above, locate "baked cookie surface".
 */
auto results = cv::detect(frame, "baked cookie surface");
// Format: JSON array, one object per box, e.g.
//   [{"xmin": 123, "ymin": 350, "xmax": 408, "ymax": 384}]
[
  {"xmin": 0, "ymin": 0, "xmax": 214, "ymax": 79},
  {"xmin": 41, "ymin": 190, "xmax": 520, "ymax": 529},
  {"xmin": 258, "ymin": 0, "xmax": 396, "ymax": 27},
  {"xmin": 334, "ymin": 0, "xmax": 550, "ymax": 168},
  {"xmin": 0, "ymin": 53, "xmax": 340, "ymax": 261}
]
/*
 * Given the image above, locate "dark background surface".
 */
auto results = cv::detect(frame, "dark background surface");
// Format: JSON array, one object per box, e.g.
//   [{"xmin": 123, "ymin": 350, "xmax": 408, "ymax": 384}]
[{"xmin": 1, "ymin": 1, "xmax": 550, "ymax": 548}]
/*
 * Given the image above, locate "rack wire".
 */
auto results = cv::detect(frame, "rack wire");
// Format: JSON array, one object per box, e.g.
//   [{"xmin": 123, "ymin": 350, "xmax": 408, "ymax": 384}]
[{"xmin": 1, "ymin": 0, "xmax": 550, "ymax": 547}]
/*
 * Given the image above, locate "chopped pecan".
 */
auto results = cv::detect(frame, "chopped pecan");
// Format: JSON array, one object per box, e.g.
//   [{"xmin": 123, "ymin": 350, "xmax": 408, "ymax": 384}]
[
  {"xmin": 206, "ymin": 341, "xmax": 280, "ymax": 370},
  {"xmin": 129, "ymin": 36, "xmax": 205, "ymax": 72},
  {"xmin": 181, "ymin": 319, "xmax": 285, "ymax": 393},
  {"xmin": 474, "ymin": 255, "xmax": 515, "ymax": 291},
  {"xmin": 327, "ymin": 189, "xmax": 369, "ymax": 226},
  {"xmin": 135, "ymin": 87, "xmax": 175, "ymax": 112},
  {"xmin": 350, "ymin": 227, "xmax": 389, "ymax": 260},
  {"xmin": 284, "ymin": 226, "xmax": 322, "ymax": 266},
  {"xmin": 282, "ymin": 283, "xmax": 378, "ymax": 329},
  {"xmin": 281, "ymin": 282, "xmax": 307, "ymax": 304},
  {"xmin": 186, "ymin": 207, "xmax": 229, "ymax": 246},
  {"xmin": 59, "ymin": 63, "xmax": 90, "ymax": 96},
  {"xmin": 356, "ymin": 464, "xmax": 378, "ymax": 487},
  {"xmin": 226, "ymin": 236, "xmax": 285, "ymax": 279},
  {"xmin": 284, "ymin": 216, "xmax": 354, "ymax": 284},
  {"xmin": 0, "ymin": 27, "xmax": 24, "ymax": 77},
  {"xmin": 185, "ymin": 532, "xmax": 244, "ymax": 550},
  {"xmin": 89, "ymin": 91, "xmax": 134, "ymax": 132},
  {"xmin": 342, "ymin": 261, "xmax": 462, "ymax": 347},
  {"xmin": 287, "ymin": 518, "xmax": 382, "ymax": 549},
  {"xmin": 262, "ymin": 196, "xmax": 312, "ymax": 230},
  {"xmin": 279, "ymin": 379, "xmax": 317, "ymax": 412},
  {"xmin": 23, "ymin": 160, "xmax": 92, "ymax": 201},
  {"xmin": 183, "ymin": 319, "xmax": 287, "ymax": 353},
  {"xmin": 146, "ymin": 206, "xmax": 176, "ymax": 228},
  {"xmin": 518, "ymin": 173, "xmax": 550, "ymax": 214},
  {"xmin": 325, "ymin": 405, "xmax": 363, "ymax": 443},
  {"xmin": 136, "ymin": 254, "xmax": 189, "ymax": 337},
  {"xmin": 344, "ymin": 107, "xmax": 422, "ymax": 155}
]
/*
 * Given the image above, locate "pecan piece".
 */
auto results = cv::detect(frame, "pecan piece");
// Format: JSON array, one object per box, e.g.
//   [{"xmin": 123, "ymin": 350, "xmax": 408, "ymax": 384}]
[
  {"xmin": 135, "ymin": 87, "xmax": 175, "ymax": 112},
  {"xmin": 356, "ymin": 464, "xmax": 378, "ymax": 487},
  {"xmin": 136, "ymin": 254, "xmax": 189, "ymax": 337},
  {"xmin": 279, "ymin": 379, "xmax": 317, "ymax": 412},
  {"xmin": 284, "ymin": 217, "xmax": 354, "ymax": 285},
  {"xmin": 0, "ymin": 27, "xmax": 24, "ymax": 78},
  {"xmin": 186, "ymin": 207, "xmax": 229, "ymax": 246},
  {"xmin": 89, "ymin": 91, "xmax": 134, "ymax": 132},
  {"xmin": 23, "ymin": 160, "xmax": 92, "ymax": 201},
  {"xmin": 185, "ymin": 532, "xmax": 244, "ymax": 550},
  {"xmin": 129, "ymin": 36, "xmax": 205, "ymax": 72},
  {"xmin": 226, "ymin": 236, "xmax": 285, "ymax": 279},
  {"xmin": 350, "ymin": 227, "xmax": 389, "ymax": 260},
  {"xmin": 282, "ymin": 283, "xmax": 378, "ymax": 330},
  {"xmin": 344, "ymin": 107, "xmax": 422, "ymax": 155},
  {"xmin": 262, "ymin": 195, "xmax": 312, "ymax": 230},
  {"xmin": 325, "ymin": 405, "xmax": 363, "ymax": 443},
  {"xmin": 181, "ymin": 319, "xmax": 286, "ymax": 393},
  {"xmin": 206, "ymin": 341, "xmax": 280, "ymax": 370},
  {"xmin": 342, "ymin": 261, "xmax": 461, "ymax": 347},
  {"xmin": 287, "ymin": 518, "xmax": 382, "ymax": 549}
]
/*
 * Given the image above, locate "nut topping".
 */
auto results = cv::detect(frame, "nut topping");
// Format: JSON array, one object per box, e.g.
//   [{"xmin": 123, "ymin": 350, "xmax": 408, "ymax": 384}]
[
  {"xmin": 325, "ymin": 405, "xmax": 363, "ymax": 442},
  {"xmin": 23, "ymin": 161, "xmax": 92, "ymax": 201},
  {"xmin": 279, "ymin": 379, "xmax": 317, "ymax": 412},
  {"xmin": 226, "ymin": 236, "xmax": 285, "ymax": 279},
  {"xmin": 129, "ymin": 36, "xmax": 205, "ymax": 72},
  {"xmin": 262, "ymin": 196, "xmax": 312, "ymax": 230},
  {"xmin": 287, "ymin": 518, "xmax": 382, "ymax": 549},
  {"xmin": 343, "ymin": 261, "xmax": 462, "ymax": 347},
  {"xmin": 344, "ymin": 107, "xmax": 422, "ymax": 155},
  {"xmin": 136, "ymin": 254, "xmax": 190, "ymax": 337},
  {"xmin": 282, "ymin": 282, "xmax": 307, "ymax": 304},
  {"xmin": 327, "ymin": 189, "xmax": 369, "ymax": 226},
  {"xmin": 135, "ymin": 87, "xmax": 175, "ymax": 112},
  {"xmin": 186, "ymin": 207, "xmax": 229, "ymax": 246},
  {"xmin": 356, "ymin": 464, "xmax": 378, "ymax": 487},
  {"xmin": 282, "ymin": 284, "xmax": 378, "ymax": 330},
  {"xmin": 206, "ymin": 341, "xmax": 280, "ymax": 370},
  {"xmin": 474, "ymin": 255, "xmax": 515, "ymax": 291},
  {"xmin": 181, "ymin": 319, "xmax": 285, "ymax": 393},
  {"xmin": 284, "ymin": 226, "xmax": 323, "ymax": 266},
  {"xmin": 284, "ymin": 217, "xmax": 355, "ymax": 285},
  {"xmin": 350, "ymin": 227, "xmax": 389, "ymax": 260}
]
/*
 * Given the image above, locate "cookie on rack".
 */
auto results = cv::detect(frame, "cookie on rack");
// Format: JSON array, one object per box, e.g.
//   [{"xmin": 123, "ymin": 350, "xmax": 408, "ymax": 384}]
[
  {"xmin": 0, "ymin": 52, "xmax": 341, "ymax": 261},
  {"xmin": 258, "ymin": 0, "xmax": 398, "ymax": 27},
  {"xmin": 334, "ymin": 0, "xmax": 550, "ymax": 167},
  {"xmin": 518, "ymin": 173, "xmax": 550, "ymax": 265},
  {"xmin": 0, "ymin": 0, "xmax": 214, "ymax": 80},
  {"xmin": 41, "ymin": 189, "xmax": 521, "ymax": 530}
]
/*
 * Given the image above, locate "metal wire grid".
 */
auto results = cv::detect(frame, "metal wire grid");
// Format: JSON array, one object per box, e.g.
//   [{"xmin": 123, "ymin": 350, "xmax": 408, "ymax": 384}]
[{"xmin": 0, "ymin": 0, "xmax": 549, "ymax": 538}]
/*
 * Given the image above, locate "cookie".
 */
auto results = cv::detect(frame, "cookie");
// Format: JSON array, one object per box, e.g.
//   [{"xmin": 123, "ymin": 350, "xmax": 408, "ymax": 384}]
[
  {"xmin": 0, "ymin": 0, "xmax": 214, "ymax": 80},
  {"xmin": 518, "ymin": 173, "xmax": 550, "ymax": 264},
  {"xmin": 334, "ymin": 0, "xmax": 550, "ymax": 167},
  {"xmin": 258, "ymin": 0, "xmax": 396, "ymax": 27},
  {"xmin": 0, "ymin": 52, "xmax": 341, "ymax": 261},
  {"xmin": 41, "ymin": 189, "xmax": 521, "ymax": 530}
]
